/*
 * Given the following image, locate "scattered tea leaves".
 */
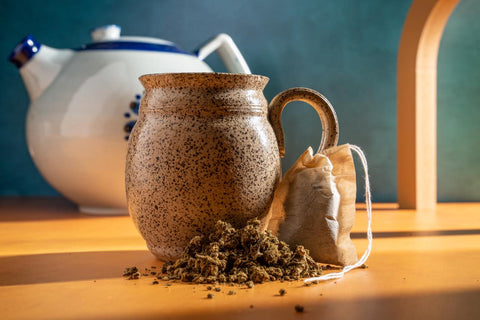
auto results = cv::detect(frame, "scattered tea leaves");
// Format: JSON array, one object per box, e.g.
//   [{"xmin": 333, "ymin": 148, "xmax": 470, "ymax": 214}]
[
  {"xmin": 294, "ymin": 305, "xmax": 304, "ymax": 313},
  {"xmin": 123, "ymin": 266, "xmax": 138, "ymax": 277},
  {"xmin": 161, "ymin": 219, "xmax": 322, "ymax": 284},
  {"xmin": 321, "ymin": 264, "xmax": 342, "ymax": 271},
  {"xmin": 123, "ymin": 266, "xmax": 140, "ymax": 280}
]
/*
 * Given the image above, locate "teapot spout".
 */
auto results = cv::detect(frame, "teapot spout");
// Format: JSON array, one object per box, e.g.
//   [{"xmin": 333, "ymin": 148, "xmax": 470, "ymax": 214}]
[{"xmin": 9, "ymin": 35, "xmax": 74, "ymax": 100}]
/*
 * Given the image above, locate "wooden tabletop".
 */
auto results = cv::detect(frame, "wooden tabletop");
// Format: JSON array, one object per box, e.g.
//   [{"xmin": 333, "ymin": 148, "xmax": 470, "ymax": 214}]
[{"xmin": 0, "ymin": 197, "xmax": 479, "ymax": 320}]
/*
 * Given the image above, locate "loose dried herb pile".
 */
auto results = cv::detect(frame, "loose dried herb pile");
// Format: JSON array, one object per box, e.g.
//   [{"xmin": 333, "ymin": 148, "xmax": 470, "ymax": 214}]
[{"xmin": 161, "ymin": 219, "xmax": 322, "ymax": 284}]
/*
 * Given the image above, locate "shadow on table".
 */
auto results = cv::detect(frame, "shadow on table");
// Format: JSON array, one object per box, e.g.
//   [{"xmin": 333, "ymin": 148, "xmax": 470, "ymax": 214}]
[
  {"xmin": 107, "ymin": 289, "xmax": 480, "ymax": 320},
  {"xmin": 0, "ymin": 197, "xmax": 128, "ymax": 222},
  {"xmin": 0, "ymin": 250, "xmax": 160, "ymax": 286},
  {"xmin": 0, "ymin": 197, "xmax": 79, "ymax": 222},
  {"xmin": 351, "ymin": 229, "xmax": 480, "ymax": 239}
]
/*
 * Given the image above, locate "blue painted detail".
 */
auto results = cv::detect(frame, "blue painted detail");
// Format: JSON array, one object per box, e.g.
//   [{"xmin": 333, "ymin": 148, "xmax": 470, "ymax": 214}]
[
  {"xmin": 129, "ymin": 101, "xmax": 140, "ymax": 115},
  {"xmin": 8, "ymin": 35, "xmax": 42, "ymax": 68},
  {"xmin": 124, "ymin": 136, "xmax": 129, "ymax": 141},
  {"xmin": 123, "ymin": 94, "xmax": 142, "ymax": 141},
  {"xmin": 124, "ymin": 120, "xmax": 137, "ymax": 133},
  {"xmin": 77, "ymin": 41, "xmax": 192, "ymax": 55}
]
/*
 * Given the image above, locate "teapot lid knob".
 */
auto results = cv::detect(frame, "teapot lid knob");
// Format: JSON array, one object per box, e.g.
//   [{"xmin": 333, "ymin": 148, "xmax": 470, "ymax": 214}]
[{"xmin": 90, "ymin": 25, "xmax": 121, "ymax": 42}]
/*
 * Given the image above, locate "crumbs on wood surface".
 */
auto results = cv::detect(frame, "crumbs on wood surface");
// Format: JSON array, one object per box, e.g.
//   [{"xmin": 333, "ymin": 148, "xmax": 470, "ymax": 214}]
[
  {"xmin": 294, "ymin": 305, "xmax": 305, "ymax": 313},
  {"xmin": 123, "ymin": 266, "xmax": 140, "ymax": 280}
]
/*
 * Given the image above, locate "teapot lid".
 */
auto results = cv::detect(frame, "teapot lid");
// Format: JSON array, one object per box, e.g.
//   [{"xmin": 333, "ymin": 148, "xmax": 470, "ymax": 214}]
[{"xmin": 78, "ymin": 25, "xmax": 192, "ymax": 55}]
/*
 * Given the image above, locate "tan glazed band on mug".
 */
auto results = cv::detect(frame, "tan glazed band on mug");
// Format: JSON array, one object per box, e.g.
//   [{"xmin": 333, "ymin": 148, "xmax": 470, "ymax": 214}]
[{"xmin": 268, "ymin": 87, "xmax": 340, "ymax": 157}]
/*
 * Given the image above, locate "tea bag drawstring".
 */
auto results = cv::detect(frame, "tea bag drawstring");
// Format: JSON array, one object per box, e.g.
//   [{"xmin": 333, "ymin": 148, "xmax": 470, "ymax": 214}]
[{"xmin": 304, "ymin": 144, "xmax": 373, "ymax": 283}]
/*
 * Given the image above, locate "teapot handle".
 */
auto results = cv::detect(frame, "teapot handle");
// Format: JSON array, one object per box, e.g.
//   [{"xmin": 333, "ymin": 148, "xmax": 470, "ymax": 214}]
[
  {"xmin": 195, "ymin": 33, "xmax": 251, "ymax": 74},
  {"xmin": 268, "ymin": 87, "xmax": 339, "ymax": 157}
]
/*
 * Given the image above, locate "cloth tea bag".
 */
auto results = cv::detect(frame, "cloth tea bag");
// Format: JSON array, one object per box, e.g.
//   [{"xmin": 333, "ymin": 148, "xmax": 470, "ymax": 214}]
[
  {"xmin": 266, "ymin": 143, "xmax": 372, "ymax": 282},
  {"xmin": 267, "ymin": 144, "xmax": 357, "ymax": 266}
]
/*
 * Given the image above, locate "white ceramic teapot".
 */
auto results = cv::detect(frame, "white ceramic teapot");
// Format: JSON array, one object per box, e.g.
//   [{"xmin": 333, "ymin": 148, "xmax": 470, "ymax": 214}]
[{"xmin": 9, "ymin": 25, "xmax": 251, "ymax": 214}]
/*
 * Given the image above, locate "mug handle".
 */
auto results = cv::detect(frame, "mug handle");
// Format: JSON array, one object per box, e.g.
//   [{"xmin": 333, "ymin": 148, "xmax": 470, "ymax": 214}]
[{"xmin": 268, "ymin": 87, "xmax": 339, "ymax": 157}]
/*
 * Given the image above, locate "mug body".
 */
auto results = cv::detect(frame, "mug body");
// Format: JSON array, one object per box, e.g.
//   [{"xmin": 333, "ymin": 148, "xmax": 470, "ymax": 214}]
[{"xmin": 126, "ymin": 73, "xmax": 281, "ymax": 260}]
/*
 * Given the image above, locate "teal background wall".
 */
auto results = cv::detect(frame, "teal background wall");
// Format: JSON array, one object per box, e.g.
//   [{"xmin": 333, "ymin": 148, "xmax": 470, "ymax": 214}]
[
  {"xmin": 0, "ymin": 0, "xmax": 478, "ymax": 202},
  {"xmin": 438, "ymin": 0, "xmax": 480, "ymax": 202}
]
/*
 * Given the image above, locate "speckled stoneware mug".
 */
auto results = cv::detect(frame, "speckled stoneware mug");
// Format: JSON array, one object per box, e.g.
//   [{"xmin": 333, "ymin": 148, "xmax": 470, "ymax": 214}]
[{"xmin": 125, "ymin": 73, "xmax": 339, "ymax": 261}]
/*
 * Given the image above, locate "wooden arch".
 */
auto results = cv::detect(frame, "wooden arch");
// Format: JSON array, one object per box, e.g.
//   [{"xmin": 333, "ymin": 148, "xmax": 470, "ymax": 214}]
[{"xmin": 397, "ymin": 0, "xmax": 460, "ymax": 209}]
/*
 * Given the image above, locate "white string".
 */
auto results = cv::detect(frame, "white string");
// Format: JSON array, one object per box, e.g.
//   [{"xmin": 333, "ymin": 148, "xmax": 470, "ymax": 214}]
[{"xmin": 304, "ymin": 144, "xmax": 373, "ymax": 283}]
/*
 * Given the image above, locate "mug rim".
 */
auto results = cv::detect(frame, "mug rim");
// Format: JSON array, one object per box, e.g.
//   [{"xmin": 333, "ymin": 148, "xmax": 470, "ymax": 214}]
[{"xmin": 139, "ymin": 72, "xmax": 269, "ymax": 89}]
